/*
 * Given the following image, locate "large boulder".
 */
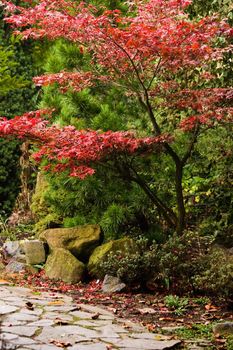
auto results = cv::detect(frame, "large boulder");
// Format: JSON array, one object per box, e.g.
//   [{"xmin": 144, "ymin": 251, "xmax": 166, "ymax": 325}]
[
  {"xmin": 22, "ymin": 240, "xmax": 46, "ymax": 265},
  {"xmin": 88, "ymin": 237, "xmax": 136, "ymax": 277},
  {"xmin": 39, "ymin": 225, "xmax": 102, "ymax": 262},
  {"xmin": 44, "ymin": 248, "xmax": 85, "ymax": 284}
]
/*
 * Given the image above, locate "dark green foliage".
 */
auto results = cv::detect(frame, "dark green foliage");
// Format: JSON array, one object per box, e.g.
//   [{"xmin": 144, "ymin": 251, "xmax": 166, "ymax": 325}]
[
  {"xmin": 98, "ymin": 237, "xmax": 159, "ymax": 286},
  {"xmin": 98, "ymin": 232, "xmax": 233, "ymax": 297},
  {"xmin": 193, "ymin": 247, "xmax": 233, "ymax": 298},
  {"xmin": 0, "ymin": 6, "xmax": 39, "ymax": 217},
  {"xmin": 0, "ymin": 139, "xmax": 20, "ymax": 215}
]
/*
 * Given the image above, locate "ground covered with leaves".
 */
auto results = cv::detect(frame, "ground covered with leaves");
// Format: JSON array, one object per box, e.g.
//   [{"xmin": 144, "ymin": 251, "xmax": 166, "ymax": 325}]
[{"xmin": 1, "ymin": 269, "xmax": 232, "ymax": 349}]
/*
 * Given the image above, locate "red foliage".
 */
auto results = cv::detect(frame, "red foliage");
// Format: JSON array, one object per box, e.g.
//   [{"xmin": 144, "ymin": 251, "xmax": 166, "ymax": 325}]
[
  {"xmin": 1, "ymin": 0, "xmax": 232, "ymax": 175},
  {"xmin": 0, "ymin": 112, "xmax": 170, "ymax": 178}
]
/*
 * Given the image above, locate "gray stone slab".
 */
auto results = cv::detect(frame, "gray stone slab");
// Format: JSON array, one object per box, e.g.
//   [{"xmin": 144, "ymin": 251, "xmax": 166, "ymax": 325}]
[
  {"xmin": 104, "ymin": 337, "xmax": 181, "ymax": 349},
  {"xmin": 28, "ymin": 319, "xmax": 55, "ymax": 327},
  {"xmin": 130, "ymin": 333, "xmax": 167, "ymax": 339},
  {"xmin": 98, "ymin": 324, "xmax": 128, "ymax": 337},
  {"xmin": 18, "ymin": 345, "xmax": 62, "ymax": 350},
  {"xmin": 71, "ymin": 343, "xmax": 110, "ymax": 350},
  {"xmin": 2, "ymin": 325, "xmax": 38, "ymax": 337},
  {"xmin": 3, "ymin": 286, "xmax": 32, "ymax": 297},
  {"xmin": 4, "ymin": 312, "xmax": 38, "ymax": 322},
  {"xmin": 35, "ymin": 326, "xmax": 95, "ymax": 344},
  {"xmin": 1, "ymin": 333, "xmax": 37, "ymax": 346},
  {"xmin": 75, "ymin": 320, "xmax": 112, "ymax": 327},
  {"xmin": 44, "ymin": 305, "xmax": 77, "ymax": 312},
  {"xmin": 0, "ymin": 305, "xmax": 18, "ymax": 314},
  {"xmin": 2, "ymin": 320, "xmax": 27, "ymax": 326},
  {"xmin": 70, "ymin": 310, "xmax": 96, "ymax": 319},
  {"xmin": 19, "ymin": 307, "xmax": 43, "ymax": 315},
  {"xmin": 42, "ymin": 312, "xmax": 74, "ymax": 321},
  {"xmin": 77, "ymin": 304, "xmax": 116, "ymax": 316},
  {"xmin": 1, "ymin": 297, "xmax": 30, "ymax": 307}
]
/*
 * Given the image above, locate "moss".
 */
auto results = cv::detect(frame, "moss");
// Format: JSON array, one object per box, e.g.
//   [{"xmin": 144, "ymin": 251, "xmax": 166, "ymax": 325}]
[
  {"xmin": 87, "ymin": 237, "xmax": 136, "ymax": 277},
  {"xmin": 45, "ymin": 248, "xmax": 85, "ymax": 283}
]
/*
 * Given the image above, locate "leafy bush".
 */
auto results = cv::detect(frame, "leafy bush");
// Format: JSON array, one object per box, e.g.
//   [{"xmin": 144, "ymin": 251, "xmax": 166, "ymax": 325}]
[
  {"xmin": 193, "ymin": 247, "xmax": 233, "ymax": 298},
  {"xmin": 99, "ymin": 237, "xmax": 159, "ymax": 286},
  {"xmin": 158, "ymin": 231, "xmax": 213, "ymax": 292}
]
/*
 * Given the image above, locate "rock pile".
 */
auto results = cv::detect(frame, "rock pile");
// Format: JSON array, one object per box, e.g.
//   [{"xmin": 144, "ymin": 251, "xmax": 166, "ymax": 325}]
[{"xmin": 1, "ymin": 225, "xmax": 134, "ymax": 287}]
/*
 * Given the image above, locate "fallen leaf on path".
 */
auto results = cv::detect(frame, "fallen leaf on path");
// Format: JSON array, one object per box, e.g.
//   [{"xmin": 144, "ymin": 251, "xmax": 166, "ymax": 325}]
[
  {"xmin": 138, "ymin": 308, "xmax": 156, "ymax": 315},
  {"xmin": 205, "ymin": 304, "xmax": 219, "ymax": 311},
  {"xmin": 25, "ymin": 301, "xmax": 34, "ymax": 310},
  {"xmin": 49, "ymin": 339, "xmax": 72, "ymax": 348},
  {"xmin": 92, "ymin": 312, "xmax": 100, "ymax": 320},
  {"xmin": 48, "ymin": 300, "xmax": 65, "ymax": 305},
  {"xmin": 55, "ymin": 318, "xmax": 70, "ymax": 325},
  {"xmin": 159, "ymin": 317, "xmax": 174, "ymax": 321}
]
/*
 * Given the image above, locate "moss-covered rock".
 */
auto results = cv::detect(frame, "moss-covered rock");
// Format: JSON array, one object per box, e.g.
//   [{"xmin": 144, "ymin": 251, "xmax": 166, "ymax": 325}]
[
  {"xmin": 31, "ymin": 172, "xmax": 61, "ymax": 232},
  {"xmin": 44, "ymin": 248, "xmax": 85, "ymax": 283},
  {"xmin": 39, "ymin": 225, "xmax": 102, "ymax": 262},
  {"xmin": 87, "ymin": 237, "xmax": 136, "ymax": 277}
]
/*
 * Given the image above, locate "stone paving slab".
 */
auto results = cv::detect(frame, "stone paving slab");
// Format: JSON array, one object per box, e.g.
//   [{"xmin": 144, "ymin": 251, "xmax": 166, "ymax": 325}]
[{"xmin": 0, "ymin": 285, "xmax": 181, "ymax": 349}]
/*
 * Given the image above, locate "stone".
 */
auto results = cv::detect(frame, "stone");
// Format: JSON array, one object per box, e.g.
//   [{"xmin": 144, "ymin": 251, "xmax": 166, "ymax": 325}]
[
  {"xmin": 44, "ymin": 248, "xmax": 85, "ymax": 283},
  {"xmin": 39, "ymin": 225, "xmax": 102, "ymax": 262},
  {"xmin": 2, "ymin": 325, "xmax": 38, "ymax": 337},
  {"xmin": 71, "ymin": 344, "xmax": 108, "ymax": 350},
  {"xmin": 102, "ymin": 274, "xmax": 126, "ymax": 293},
  {"xmin": 213, "ymin": 322, "xmax": 233, "ymax": 335},
  {"xmin": 22, "ymin": 240, "xmax": 46, "ymax": 265},
  {"xmin": 108, "ymin": 337, "xmax": 181, "ymax": 349},
  {"xmin": 0, "ymin": 305, "xmax": 18, "ymax": 314},
  {"xmin": 88, "ymin": 237, "xmax": 137, "ymax": 277},
  {"xmin": 3, "ymin": 241, "xmax": 23, "ymax": 257},
  {"xmin": 5, "ymin": 259, "xmax": 27, "ymax": 273}
]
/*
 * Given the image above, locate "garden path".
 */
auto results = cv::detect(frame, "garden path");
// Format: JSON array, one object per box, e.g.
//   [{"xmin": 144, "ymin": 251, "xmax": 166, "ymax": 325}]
[{"xmin": 0, "ymin": 284, "xmax": 181, "ymax": 350}]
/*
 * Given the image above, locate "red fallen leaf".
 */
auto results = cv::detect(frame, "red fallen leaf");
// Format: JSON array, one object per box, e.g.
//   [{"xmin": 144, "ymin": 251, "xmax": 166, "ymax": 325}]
[
  {"xmin": 49, "ymin": 339, "xmax": 72, "ymax": 348},
  {"xmin": 91, "ymin": 312, "xmax": 100, "ymax": 320},
  {"xmin": 204, "ymin": 304, "xmax": 219, "ymax": 311},
  {"xmin": 145, "ymin": 323, "xmax": 157, "ymax": 332},
  {"xmin": 106, "ymin": 345, "xmax": 113, "ymax": 349}
]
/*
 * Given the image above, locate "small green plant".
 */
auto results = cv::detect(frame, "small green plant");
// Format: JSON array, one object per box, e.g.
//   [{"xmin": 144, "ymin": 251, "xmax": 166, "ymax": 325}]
[
  {"xmin": 164, "ymin": 295, "xmax": 189, "ymax": 315},
  {"xmin": 174, "ymin": 323, "xmax": 214, "ymax": 340},
  {"xmin": 226, "ymin": 335, "xmax": 233, "ymax": 350},
  {"xmin": 192, "ymin": 297, "xmax": 211, "ymax": 306}
]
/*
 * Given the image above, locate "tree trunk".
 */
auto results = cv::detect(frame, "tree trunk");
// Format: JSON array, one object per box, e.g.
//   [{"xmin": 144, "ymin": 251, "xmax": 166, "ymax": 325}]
[{"xmin": 175, "ymin": 162, "xmax": 186, "ymax": 235}]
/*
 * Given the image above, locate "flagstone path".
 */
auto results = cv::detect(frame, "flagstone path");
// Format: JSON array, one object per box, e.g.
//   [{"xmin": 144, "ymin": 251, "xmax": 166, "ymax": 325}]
[{"xmin": 0, "ymin": 284, "xmax": 181, "ymax": 350}]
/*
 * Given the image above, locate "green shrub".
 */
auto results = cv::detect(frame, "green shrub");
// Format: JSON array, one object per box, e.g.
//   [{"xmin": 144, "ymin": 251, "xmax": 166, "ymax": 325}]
[
  {"xmin": 99, "ymin": 237, "xmax": 159, "ymax": 286},
  {"xmin": 158, "ymin": 231, "xmax": 213, "ymax": 292},
  {"xmin": 193, "ymin": 247, "xmax": 233, "ymax": 298}
]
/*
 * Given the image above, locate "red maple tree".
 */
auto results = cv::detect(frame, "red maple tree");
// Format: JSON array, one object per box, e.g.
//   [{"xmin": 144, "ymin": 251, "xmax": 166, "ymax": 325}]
[{"xmin": 0, "ymin": 0, "xmax": 232, "ymax": 233}]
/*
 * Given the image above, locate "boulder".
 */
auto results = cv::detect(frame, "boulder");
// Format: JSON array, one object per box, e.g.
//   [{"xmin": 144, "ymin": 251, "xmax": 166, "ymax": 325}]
[
  {"xmin": 88, "ymin": 237, "xmax": 136, "ymax": 277},
  {"xmin": 39, "ymin": 225, "xmax": 102, "ymax": 262},
  {"xmin": 102, "ymin": 274, "xmax": 126, "ymax": 293},
  {"xmin": 213, "ymin": 322, "xmax": 233, "ymax": 335},
  {"xmin": 3, "ymin": 241, "xmax": 23, "ymax": 257},
  {"xmin": 22, "ymin": 240, "xmax": 46, "ymax": 265},
  {"xmin": 5, "ymin": 259, "xmax": 27, "ymax": 273},
  {"xmin": 44, "ymin": 248, "xmax": 85, "ymax": 283}
]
